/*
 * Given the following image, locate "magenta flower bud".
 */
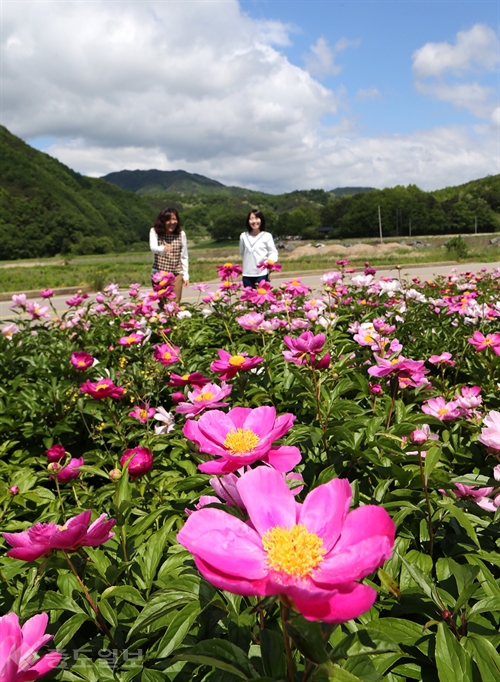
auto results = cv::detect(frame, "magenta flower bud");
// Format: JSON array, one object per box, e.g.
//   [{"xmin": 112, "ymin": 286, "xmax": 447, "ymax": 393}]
[
  {"xmin": 172, "ymin": 392, "xmax": 185, "ymax": 405},
  {"xmin": 120, "ymin": 447, "xmax": 153, "ymax": 480},
  {"xmin": 9, "ymin": 485, "xmax": 19, "ymax": 495},
  {"xmin": 369, "ymin": 382, "xmax": 383, "ymax": 395},
  {"xmin": 57, "ymin": 457, "xmax": 84, "ymax": 483},
  {"xmin": 40, "ymin": 288, "xmax": 54, "ymax": 298},
  {"xmin": 410, "ymin": 428, "xmax": 429, "ymax": 445},
  {"xmin": 46, "ymin": 444, "xmax": 66, "ymax": 462},
  {"xmin": 109, "ymin": 468, "xmax": 122, "ymax": 482}
]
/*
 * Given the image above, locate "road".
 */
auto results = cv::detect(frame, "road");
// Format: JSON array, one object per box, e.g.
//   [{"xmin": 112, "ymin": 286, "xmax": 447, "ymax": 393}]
[{"xmin": 1, "ymin": 261, "xmax": 498, "ymax": 321}]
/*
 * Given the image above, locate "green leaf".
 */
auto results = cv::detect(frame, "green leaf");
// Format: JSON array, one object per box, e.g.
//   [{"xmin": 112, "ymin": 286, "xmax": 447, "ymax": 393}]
[
  {"xmin": 441, "ymin": 502, "xmax": 479, "ymax": 547},
  {"xmin": 435, "ymin": 622, "xmax": 472, "ymax": 682},
  {"xmin": 466, "ymin": 634, "xmax": 500, "ymax": 681},
  {"xmin": 156, "ymin": 601, "xmax": 200, "ymax": 658},
  {"xmin": 101, "ymin": 585, "xmax": 146, "ymax": 606},
  {"xmin": 41, "ymin": 590, "xmax": 84, "ymax": 614},
  {"xmin": 260, "ymin": 629, "xmax": 286, "ymax": 680},
  {"xmin": 137, "ymin": 516, "xmax": 178, "ymax": 589},
  {"xmin": 173, "ymin": 639, "xmax": 259, "ymax": 679},
  {"xmin": 53, "ymin": 613, "xmax": 91, "ymax": 648},
  {"xmin": 424, "ymin": 446, "xmax": 441, "ymax": 478},
  {"xmin": 286, "ymin": 614, "xmax": 328, "ymax": 664},
  {"xmin": 401, "ymin": 556, "xmax": 434, "ymax": 598}
]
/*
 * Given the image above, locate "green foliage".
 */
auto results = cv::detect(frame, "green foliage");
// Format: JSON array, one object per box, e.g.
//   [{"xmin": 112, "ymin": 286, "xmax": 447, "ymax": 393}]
[
  {"xmin": 0, "ymin": 126, "xmax": 156, "ymax": 260},
  {"xmin": 445, "ymin": 236, "xmax": 469, "ymax": 260}
]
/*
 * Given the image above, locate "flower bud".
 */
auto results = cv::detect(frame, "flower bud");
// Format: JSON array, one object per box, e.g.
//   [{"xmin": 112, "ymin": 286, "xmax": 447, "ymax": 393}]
[
  {"xmin": 109, "ymin": 468, "xmax": 122, "ymax": 482},
  {"xmin": 9, "ymin": 485, "xmax": 19, "ymax": 495},
  {"xmin": 46, "ymin": 444, "xmax": 66, "ymax": 462},
  {"xmin": 441, "ymin": 610, "xmax": 452, "ymax": 620},
  {"xmin": 48, "ymin": 462, "xmax": 61, "ymax": 474}
]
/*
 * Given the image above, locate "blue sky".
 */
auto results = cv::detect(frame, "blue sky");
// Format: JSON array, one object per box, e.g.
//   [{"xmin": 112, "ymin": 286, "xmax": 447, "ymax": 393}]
[{"xmin": 2, "ymin": 0, "xmax": 499, "ymax": 192}]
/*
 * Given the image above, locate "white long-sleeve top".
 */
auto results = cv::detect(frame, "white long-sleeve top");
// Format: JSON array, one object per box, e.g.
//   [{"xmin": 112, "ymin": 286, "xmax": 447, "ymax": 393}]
[
  {"xmin": 239, "ymin": 231, "xmax": 279, "ymax": 277},
  {"xmin": 149, "ymin": 228, "xmax": 189, "ymax": 280}
]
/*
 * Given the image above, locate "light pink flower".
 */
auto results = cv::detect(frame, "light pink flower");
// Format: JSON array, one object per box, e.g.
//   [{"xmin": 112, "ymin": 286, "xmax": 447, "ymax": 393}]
[
  {"xmin": 2, "ymin": 323, "xmax": 20, "ymax": 340},
  {"xmin": 421, "ymin": 397, "xmax": 461, "ymax": 421},
  {"xmin": 80, "ymin": 378, "xmax": 124, "ymax": 400},
  {"xmin": 368, "ymin": 355, "xmax": 429, "ymax": 389},
  {"xmin": 120, "ymin": 447, "xmax": 153, "ymax": 480},
  {"xmin": 183, "ymin": 406, "xmax": 301, "ymax": 474},
  {"xmin": 410, "ymin": 424, "xmax": 436, "ymax": 446},
  {"xmin": 118, "ymin": 331, "xmax": 145, "ymax": 346},
  {"xmin": 26, "ymin": 302, "xmax": 50, "ymax": 320},
  {"xmin": 0, "ymin": 612, "xmax": 62, "ymax": 681},
  {"xmin": 455, "ymin": 386, "xmax": 482, "ymax": 413},
  {"xmin": 283, "ymin": 278, "xmax": 310, "ymax": 296},
  {"xmin": 153, "ymin": 343, "xmax": 181, "ymax": 366},
  {"xmin": 210, "ymin": 349, "xmax": 263, "ymax": 381},
  {"xmin": 236, "ymin": 312, "xmax": 265, "ymax": 331},
  {"xmin": 175, "ymin": 382, "xmax": 232, "ymax": 417},
  {"xmin": 321, "ymin": 271, "xmax": 342, "ymax": 286},
  {"xmin": 70, "ymin": 351, "xmax": 94, "ymax": 370},
  {"xmin": 3, "ymin": 510, "xmax": 115, "ymax": 561},
  {"xmin": 178, "ymin": 467, "xmax": 395, "ymax": 623},
  {"xmin": 11, "ymin": 294, "xmax": 27, "ymax": 309},
  {"xmin": 428, "ymin": 352, "xmax": 455, "ymax": 366},
  {"xmin": 478, "ymin": 410, "xmax": 500, "ymax": 451},
  {"xmin": 128, "ymin": 404, "xmax": 156, "ymax": 423}
]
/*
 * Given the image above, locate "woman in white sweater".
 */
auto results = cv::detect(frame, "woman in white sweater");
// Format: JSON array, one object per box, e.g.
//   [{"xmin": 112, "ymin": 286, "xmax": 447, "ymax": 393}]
[
  {"xmin": 149, "ymin": 207, "xmax": 189, "ymax": 303},
  {"xmin": 239, "ymin": 210, "xmax": 279, "ymax": 289}
]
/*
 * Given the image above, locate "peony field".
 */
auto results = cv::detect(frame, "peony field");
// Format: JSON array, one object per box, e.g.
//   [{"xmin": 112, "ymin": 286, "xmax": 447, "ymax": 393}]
[{"xmin": 2, "ymin": 261, "xmax": 500, "ymax": 682}]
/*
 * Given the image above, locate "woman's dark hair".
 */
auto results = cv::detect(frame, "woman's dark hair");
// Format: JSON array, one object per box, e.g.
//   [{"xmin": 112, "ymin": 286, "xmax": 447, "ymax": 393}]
[
  {"xmin": 153, "ymin": 207, "xmax": 181, "ymax": 235},
  {"xmin": 246, "ymin": 209, "xmax": 266, "ymax": 233}
]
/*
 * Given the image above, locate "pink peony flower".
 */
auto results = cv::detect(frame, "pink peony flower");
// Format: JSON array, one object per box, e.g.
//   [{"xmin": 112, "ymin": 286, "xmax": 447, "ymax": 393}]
[
  {"xmin": 468, "ymin": 331, "xmax": 500, "ymax": 355},
  {"xmin": 118, "ymin": 332, "xmax": 145, "ymax": 346},
  {"xmin": 40, "ymin": 288, "xmax": 54, "ymax": 299},
  {"xmin": 153, "ymin": 343, "xmax": 181, "ymax": 366},
  {"xmin": 368, "ymin": 355, "xmax": 429, "ymax": 389},
  {"xmin": 3, "ymin": 510, "xmax": 115, "ymax": 561},
  {"xmin": 283, "ymin": 278, "xmax": 310, "ymax": 296},
  {"xmin": 236, "ymin": 312, "xmax": 265, "ymax": 331},
  {"xmin": 421, "ymin": 397, "xmax": 461, "ymax": 421},
  {"xmin": 9, "ymin": 485, "xmax": 19, "ymax": 495},
  {"xmin": 455, "ymin": 386, "xmax": 482, "ymax": 414},
  {"xmin": 241, "ymin": 280, "xmax": 276, "ymax": 305},
  {"xmin": 410, "ymin": 424, "xmax": 435, "ymax": 446},
  {"xmin": 178, "ymin": 466, "xmax": 395, "ymax": 623},
  {"xmin": 120, "ymin": 446, "xmax": 153, "ymax": 480},
  {"xmin": 183, "ymin": 406, "xmax": 301, "ymax": 474},
  {"xmin": 46, "ymin": 444, "xmax": 66, "ymax": 463},
  {"xmin": 0, "ymin": 611, "xmax": 62, "ymax": 681},
  {"xmin": 321, "ymin": 271, "xmax": 342, "ymax": 286},
  {"xmin": 2, "ymin": 323, "xmax": 20, "ymax": 340},
  {"xmin": 210, "ymin": 349, "xmax": 263, "ymax": 381},
  {"xmin": 128, "ymin": 404, "xmax": 156, "ymax": 423},
  {"xmin": 257, "ymin": 259, "xmax": 281, "ymax": 272},
  {"xmin": 167, "ymin": 372, "xmax": 211, "ymax": 388},
  {"xmin": 53, "ymin": 457, "xmax": 84, "ymax": 483},
  {"xmin": 80, "ymin": 378, "xmax": 124, "ymax": 400},
  {"xmin": 478, "ymin": 410, "xmax": 500, "ymax": 451},
  {"xmin": 175, "ymin": 382, "xmax": 232, "ymax": 417},
  {"xmin": 217, "ymin": 263, "xmax": 243, "ymax": 279},
  {"xmin": 428, "ymin": 352, "xmax": 455, "ymax": 367},
  {"xmin": 70, "ymin": 351, "xmax": 95, "ymax": 370},
  {"xmin": 283, "ymin": 331, "xmax": 330, "ymax": 368}
]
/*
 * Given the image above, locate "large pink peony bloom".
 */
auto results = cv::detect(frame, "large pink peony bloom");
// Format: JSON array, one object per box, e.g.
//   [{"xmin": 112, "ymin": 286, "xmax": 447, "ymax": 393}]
[
  {"xmin": 178, "ymin": 467, "xmax": 395, "ymax": 623},
  {"xmin": 422, "ymin": 397, "xmax": 461, "ymax": 421},
  {"xmin": 478, "ymin": 410, "xmax": 500, "ymax": 451},
  {"xmin": 183, "ymin": 406, "xmax": 301, "ymax": 474},
  {"xmin": 468, "ymin": 331, "xmax": 500, "ymax": 355},
  {"xmin": 175, "ymin": 382, "xmax": 232, "ymax": 417},
  {"xmin": 3, "ymin": 510, "xmax": 115, "ymax": 561},
  {"xmin": 80, "ymin": 378, "xmax": 124, "ymax": 400},
  {"xmin": 120, "ymin": 447, "xmax": 153, "ymax": 480},
  {"xmin": 210, "ymin": 349, "xmax": 263, "ymax": 381},
  {"xmin": 0, "ymin": 612, "xmax": 62, "ymax": 681},
  {"xmin": 45, "ymin": 444, "xmax": 66, "ymax": 463},
  {"xmin": 283, "ymin": 332, "xmax": 330, "ymax": 368},
  {"xmin": 54, "ymin": 457, "xmax": 84, "ymax": 483}
]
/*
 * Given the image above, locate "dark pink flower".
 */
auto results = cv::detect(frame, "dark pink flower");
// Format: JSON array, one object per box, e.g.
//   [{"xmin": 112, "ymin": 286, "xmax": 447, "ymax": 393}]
[
  {"xmin": 9, "ymin": 485, "xmax": 19, "ymax": 496},
  {"xmin": 178, "ymin": 466, "xmax": 395, "ymax": 623},
  {"xmin": 55, "ymin": 457, "xmax": 84, "ymax": 483},
  {"xmin": 3, "ymin": 510, "xmax": 115, "ymax": 561},
  {"xmin": 283, "ymin": 331, "xmax": 329, "ymax": 368},
  {"xmin": 70, "ymin": 351, "xmax": 94, "ymax": 370},
  {"xmin": 40, "ymin": 288, "xmax": 54, "ymax": 299},
  {"xmin": 120, "ymin": 446, "xmax": 153, "ymax": 480},
  {"xmin": 118, "ymin": 332, "xmax": 145, "ymax": 346},
  {"xmin": 210, "ymin": 349, "xmax": 263, "ymax": 381},
  {"xmin": 217, "ymin": 263, "xmax": 243, "ymax": 279},
  {"xmin": 468, "ymin": 331, "xmax": 500, "ymax": 354},
  {"xmin": 258, "ymin": 260, "xmax": 281, "ymax": 272},
  {"xmin": 183, "ymin": 406, "xmax": 301, "ymax": 474},
  {"xmin": 167, "ymin": 372, "xmax": 211, "ymax": 388},
  {"xmin": 80, "ymin": 378, "xmax": 124, "ymax": 400},
  {"xmin": 46, "ymin": 444, "xmax": 66, "ymax": 463}
]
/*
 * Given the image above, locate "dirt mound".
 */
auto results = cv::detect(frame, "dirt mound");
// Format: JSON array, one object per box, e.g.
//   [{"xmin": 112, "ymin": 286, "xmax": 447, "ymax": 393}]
[{"xmin": 283, "ymin": 242, "xmax": 414, "ymax": 260}]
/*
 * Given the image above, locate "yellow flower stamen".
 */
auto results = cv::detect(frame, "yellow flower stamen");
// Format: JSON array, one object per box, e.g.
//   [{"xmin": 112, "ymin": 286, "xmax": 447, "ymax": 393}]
[
  {"xmin": 229, "ymin": 355, "xmax": 246, "ymax": 367},
  {"xmin": 256, "ymin": 288, "xmax": 267, "ymax": 295},
  {"xmin": 195, "ymin": 391, "xmax": 214, "ymax": 402},
  {"xmin": 223, "ymin": 428, "xmax": 260, "ymax": 454},
  {"xmin": 182, "ymin": 374, "xmax": 190, "ymax": 380},
  {"xmin": 163, "ymin": 352, "xmax": 172, "ymax": 360},
  {"xmin": 262, "ymin": 524, "xmax": 326, "ymax": 578}
]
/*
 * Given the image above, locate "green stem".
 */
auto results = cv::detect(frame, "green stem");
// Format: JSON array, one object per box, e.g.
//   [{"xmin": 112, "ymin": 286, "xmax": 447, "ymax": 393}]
[
  {"xmin": 281, "ymin": 601, "xmax": 294, "ymax": 682},
  {"xmin": 418, "ymin": 450, "xmax": 435, "ymax": 558},
  {"xmin": 62, "ymin": 550, "xmax": 121, "ymax": 651},
  {"xmin": 54, "ymin": 477, "xmax": 66, "ymax": 516}
]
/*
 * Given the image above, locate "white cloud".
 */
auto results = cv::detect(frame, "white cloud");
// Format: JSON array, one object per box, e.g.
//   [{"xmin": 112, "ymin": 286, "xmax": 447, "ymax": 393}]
[
  {"xmin": 303, "ymin": 36, "xmax": 360, "ymax": 77},
  {"xmin": 1, "ymin": 3, "xmax": 498, "ymax": 193},
  {"xmin": 412, "ymin": 24, "xmax": 499, "ymax": 121},
  {"xmin": 356, "ymin": 87, "xmax": 381, "ymax": 101},
  {"xmin": 412, "ymin": 23, "xmax": 498, "ymax": 79}
]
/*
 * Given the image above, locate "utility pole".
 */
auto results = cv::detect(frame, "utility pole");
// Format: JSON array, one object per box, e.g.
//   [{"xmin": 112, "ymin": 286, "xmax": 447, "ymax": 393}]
[
  {"xmin": 378, "ymin": 206, "xmax": 383, "ymax": 244},
  {"xmin": 474, "ymin": 215, "xmax": 477, "ymax": 235},
  {"xmin": 409, "ymin": 218, "xmax": 411, "ymax": 238}
]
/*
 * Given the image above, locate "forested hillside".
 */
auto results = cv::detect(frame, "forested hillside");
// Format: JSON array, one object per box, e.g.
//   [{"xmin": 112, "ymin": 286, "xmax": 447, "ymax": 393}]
[{"xmin": 0, "ymin": 126, "xmax": 156, "ymax": 259}]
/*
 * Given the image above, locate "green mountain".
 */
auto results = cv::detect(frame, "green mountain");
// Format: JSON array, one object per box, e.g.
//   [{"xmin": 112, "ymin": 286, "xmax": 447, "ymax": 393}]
[
  {"xmin": 330, "ymin": 187, "xmax": 375, "ymax": 196},
  {"xmin": 102, "ymin": 169, "xmax": 230, "ymax": 195},
  {"xmin": 0, "ymin": 126, "xmax": 157, "ymax": 260}
]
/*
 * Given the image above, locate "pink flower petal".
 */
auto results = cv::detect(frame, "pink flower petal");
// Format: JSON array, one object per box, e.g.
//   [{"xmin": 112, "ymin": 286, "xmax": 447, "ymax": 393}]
[
  {"xmin": 294, "ymin": 582, "xmax": 377, "ymax": 623},
  {"xmin": 298, "ymin": 478, "xmax": 352, "ymax": 552},
  {"xmin": 265, "ymin": 446, "xmax": 302, "ymax": 472},
  {"xmin": 193, "ymin": 556, "xmax": 269, "ymax": 597},
  {"xmin": 314, "ymin": 535, "xmax": 394, "ymax": 583},
  {"xmin": 237, "ymin": 467, "xmax": 296, "ymax": 536},
  {"xmin": 177, "ymin": 508, "xmax": 267, "ymax": 579},
  {"xmin": 334, "ymin": 505, "xmax": 395, "ymax": 553}
]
